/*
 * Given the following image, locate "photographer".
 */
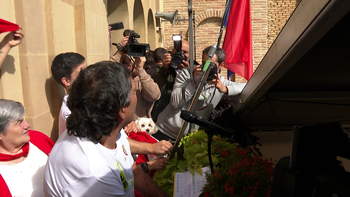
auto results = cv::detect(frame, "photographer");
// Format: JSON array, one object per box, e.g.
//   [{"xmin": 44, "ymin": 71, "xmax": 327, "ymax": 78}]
[
  {"xmin": 120, "ymin": 54, "xmax": 161, "ymax": 120},
  {"xmin": 153, "ymin": 46, "xmax": 246, "ymax": 142},
  {"xmin": 151, "ymin": 38, "xmax": 199, "ymax": 122},
  {"xmin": 163, "ymin": 38, "xmax": 191, "ymax": 71}
]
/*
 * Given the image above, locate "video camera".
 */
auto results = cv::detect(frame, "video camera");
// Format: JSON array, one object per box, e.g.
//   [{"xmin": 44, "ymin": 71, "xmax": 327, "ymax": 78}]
[
  {"xmin": 171, "ymin": 35, "xmax": 186, "ymax": 69},
  {"xmin": 200, "ymin": 61, "xmax": 218, "ymax": 81},
  {"xmin": 124, "ymin": 30, "xmax": 150, "ymax": 57}
]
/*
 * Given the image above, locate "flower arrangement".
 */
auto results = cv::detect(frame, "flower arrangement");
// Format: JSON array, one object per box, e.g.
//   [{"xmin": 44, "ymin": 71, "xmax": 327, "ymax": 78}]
[
  {"xmin": 202, "ymin": 144, "xmax": 274, "ymax": 197},
  {"xmin": 153, "ymin": 130, "xmax": 274, "ymax": 197}
]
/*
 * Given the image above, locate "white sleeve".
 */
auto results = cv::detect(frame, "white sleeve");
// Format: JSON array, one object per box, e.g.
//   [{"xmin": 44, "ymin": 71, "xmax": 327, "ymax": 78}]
[
  {"xmin": 220, "ymin": 75, "xmax": 246, "ymax": 96},
  {"xmin": 170, "ymin": 68, "xmax": 198, "ymax": 109}
]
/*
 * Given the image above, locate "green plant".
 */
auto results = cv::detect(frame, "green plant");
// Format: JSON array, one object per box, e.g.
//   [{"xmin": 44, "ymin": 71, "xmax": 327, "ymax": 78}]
[
  {"xmin": 153, "ymin": 130, "xmax": 274, "ymax": 197},
  {"xmin": 153, "ymin": 130, "xmax": 218, "ymax": 196}
]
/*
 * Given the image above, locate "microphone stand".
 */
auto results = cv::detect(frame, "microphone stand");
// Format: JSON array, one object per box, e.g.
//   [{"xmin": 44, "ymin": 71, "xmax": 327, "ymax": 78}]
[
  {"xmin": 170, "ymin": 63, "xmax": 215, "ymax": 159},
  {"xmin": 179, "ymin": 109, "xmax": 234, "ymax": 174},
  {"xmin": 169, "ymin": 1, "xmax": 217, "ymax": 160}
]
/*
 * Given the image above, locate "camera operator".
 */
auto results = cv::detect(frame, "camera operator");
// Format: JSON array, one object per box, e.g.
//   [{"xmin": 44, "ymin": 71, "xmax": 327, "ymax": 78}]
[
  {"xmin": 151, "ymin": 38, "xmax": 199, "ymax": 122},
  {"xmin": 153, "ymin": 46, "xmax": 246, "ymax": 142}
]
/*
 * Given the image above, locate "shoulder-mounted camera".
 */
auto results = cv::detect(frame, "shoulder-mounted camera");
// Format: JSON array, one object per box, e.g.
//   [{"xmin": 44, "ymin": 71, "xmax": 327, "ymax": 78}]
[{"xmin": 124, "ymin": 30, "xmax": 150, "ymax": 57}]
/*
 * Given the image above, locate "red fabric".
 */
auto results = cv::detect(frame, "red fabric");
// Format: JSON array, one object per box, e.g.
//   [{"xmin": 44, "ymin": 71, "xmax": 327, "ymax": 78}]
[
  {"xmin": 222, "ymin": 0, "xmax": 253, "ymax": 80},
  {"xmin": 128, "ymin": 131, "xmax": 158, "ymax": 164},
  {"xmin": 128, "ymin": 132, "xmax": 158, "ymax": 197},
  {"xmin": 0, "ymin": 18, "xmax": 19, "ymax": 34},
  {"xmin": 0, "ymin": 142, "xmax": 29, "ymax": 161},
  {"xmin": 28, "ymin": 130, "xmax": 54, "ymax": 155},
  {"xmin": 0, "ymin": 175, "xmax": 11, "ymax": 197}
]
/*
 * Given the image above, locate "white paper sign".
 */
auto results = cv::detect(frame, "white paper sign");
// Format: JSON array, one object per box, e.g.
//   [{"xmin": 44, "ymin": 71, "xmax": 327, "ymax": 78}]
[{"xmin": 173, "ymin": 167, "xmax": 210, "ymax": 197}]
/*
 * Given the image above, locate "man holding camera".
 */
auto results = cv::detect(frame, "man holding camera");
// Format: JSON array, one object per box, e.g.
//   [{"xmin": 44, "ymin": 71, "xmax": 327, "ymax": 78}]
[
  {"xmin": 153, "ymin": 46, "xmax": 246, "ymax": 142},
  {"xmin": 164, "ymin": 38, "xmax": 191, "ymax": 71},
  {"xmin": 151, "ymin": 38, "xmax": 200, "ymax": 122}
]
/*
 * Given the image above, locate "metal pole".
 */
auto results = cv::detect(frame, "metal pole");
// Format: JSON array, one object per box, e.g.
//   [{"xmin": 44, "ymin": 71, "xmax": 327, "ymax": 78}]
[
  {"xmin": 217, "ymin": 0, "xmax": 231, "ymax": 48},
  {"xmin": 193, "ymin": 10, "xmax": 196, "ymax": 61},
  {"xmin": 188, "ymin": 0, "xmax": 194, "ymax": 80}
]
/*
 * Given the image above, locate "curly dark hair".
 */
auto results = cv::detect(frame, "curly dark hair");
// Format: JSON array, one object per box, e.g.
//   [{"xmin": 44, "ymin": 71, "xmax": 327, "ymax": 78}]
[{"xmin": 66, "ymin": 61, "xmax": 132, "ymax": 142}]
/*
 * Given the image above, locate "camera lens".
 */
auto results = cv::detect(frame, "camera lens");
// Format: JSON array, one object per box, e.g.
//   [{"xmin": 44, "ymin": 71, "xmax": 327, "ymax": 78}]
[{"xmin": 171, "ymin": 55, "xmax": 183, "ymax": 69}]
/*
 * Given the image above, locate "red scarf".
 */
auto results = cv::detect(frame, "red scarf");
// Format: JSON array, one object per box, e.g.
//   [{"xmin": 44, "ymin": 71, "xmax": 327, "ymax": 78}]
[
  {"xmin": 0, "ymin": 18, "xmax": 19, "ymax": 34},
  {"xmin": 0, "ymin": 142, "xmax": 29, "ymax": 161}
]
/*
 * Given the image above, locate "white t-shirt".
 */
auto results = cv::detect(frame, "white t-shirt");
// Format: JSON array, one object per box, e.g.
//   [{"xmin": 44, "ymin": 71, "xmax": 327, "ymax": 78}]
[
  {"xmin": 0, "ymin": 143, "xmax": 48, "ymax": 197},
  {"xmin": 58, "ymin": 95, "xmax": 70, "ymax": 137},
  {"xmin": 44, "ymin": 129, "xmax": 135, "ymax": 197}
]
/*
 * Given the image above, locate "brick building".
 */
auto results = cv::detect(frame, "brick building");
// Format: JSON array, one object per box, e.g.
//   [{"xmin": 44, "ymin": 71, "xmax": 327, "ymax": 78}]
[{"xmin": 161, "ymin": 0, "xmax": 297, "ymax": 82}]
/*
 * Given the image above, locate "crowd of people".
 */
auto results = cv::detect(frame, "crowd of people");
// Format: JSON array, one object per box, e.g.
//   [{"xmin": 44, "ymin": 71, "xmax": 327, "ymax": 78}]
[{"xmin": 0, "ymin": 23, "xmax": 246, "ymax": 196}]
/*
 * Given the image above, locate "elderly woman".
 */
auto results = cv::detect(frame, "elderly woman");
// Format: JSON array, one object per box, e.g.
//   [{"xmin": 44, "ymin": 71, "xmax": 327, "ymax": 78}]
[{"xmin": 0, "ymin": 99, "xmax": 54, "ymax": 196}]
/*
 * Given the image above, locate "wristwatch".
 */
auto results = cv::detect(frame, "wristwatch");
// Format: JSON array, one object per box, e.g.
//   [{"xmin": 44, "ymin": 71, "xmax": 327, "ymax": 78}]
[{"xmin": 141, "ymin": 162, "xmax": 149, "ymax": 173}]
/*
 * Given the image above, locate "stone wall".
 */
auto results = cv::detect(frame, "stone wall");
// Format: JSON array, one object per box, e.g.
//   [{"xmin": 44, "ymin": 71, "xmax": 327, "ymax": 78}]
[{"xmin": 0, "ymin": 0, "xmax": 161, "ymax": 141}]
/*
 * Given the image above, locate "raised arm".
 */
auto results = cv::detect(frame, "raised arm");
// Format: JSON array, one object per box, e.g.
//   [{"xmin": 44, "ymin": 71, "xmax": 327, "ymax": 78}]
[
  {"xmin": 0, "ymin": 29, "xmax": 24, "ymax": 69},
  {"xmin": 135, "ymin": 57, "xmax": 161, "ymax": 102},
  {"xmin": 170, "ymin": 66, "xmax": 201, "ymax": 109}
]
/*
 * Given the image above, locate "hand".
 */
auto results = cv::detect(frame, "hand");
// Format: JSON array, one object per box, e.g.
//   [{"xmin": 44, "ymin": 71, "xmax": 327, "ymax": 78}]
[
  {"xmin": 148, "ymin": 157, "xmax": 169, "ymax": 171},
  {"xmin": 124, "ymin": 121, "xmax": 138, "ymax": 134},
  {"xmin": 108, "ymin": 25, "xmax": 113, "ymax": 34},
  {"xmin": 177, "ymin": 59, "xmax": 190, "ymax": 70},
  {"xmin": 119, "ymin": 36, "xmax": 129, "ymax": 47},
  {"xmin": 1, "ymin": 29, "xmax": 24, "ymax": 48},
  {"xmin": 151, "ymin": 140, "xmax": 173, "ymax": 155},
  {"xmin": 208, "ymin": 74, "xmax": 228, "ymax": 94},
  {"xmin": 192, "ymin": 65, "xmax": 203, "ymax": 86},
  {"xmin": 162, "ymin": 53, "xmax": 171, "ymax": 69},
  {"xmin": 134, "ymin": 56, "xmax": 146, "ymax": 70}
]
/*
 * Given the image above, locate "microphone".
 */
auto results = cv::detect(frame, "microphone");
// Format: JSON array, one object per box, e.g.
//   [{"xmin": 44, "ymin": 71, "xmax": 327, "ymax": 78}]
[
  {"xmin": 180, "ymin": 110, "xmax": 234, "ymax": 139},
  {"xmin": 202, "ymin": 44, "xmax": 217, "ymax": 72}
]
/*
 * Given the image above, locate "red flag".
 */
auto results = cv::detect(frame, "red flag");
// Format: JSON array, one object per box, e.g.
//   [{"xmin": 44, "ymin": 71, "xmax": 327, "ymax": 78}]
[
  {"xmin": 222, "ymin": 0, "xmax": 253, "ymax": 80},
  {"xmin": 0, "ymin": 18, "xmax": 19, "ymax": 34}
]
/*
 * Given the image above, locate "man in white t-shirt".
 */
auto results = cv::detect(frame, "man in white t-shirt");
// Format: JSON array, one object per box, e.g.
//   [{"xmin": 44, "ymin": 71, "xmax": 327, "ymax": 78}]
[
  {"xmin": 51, "ymin": 52, "xmax": 87, "ymax": 137},
  {"xmin": 44, "ymin": 61, "xmax": 168, "ymax": 196},
  {"xmin": 51, "ymin": 52, "xmax": 173, "ymax": 157}
]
